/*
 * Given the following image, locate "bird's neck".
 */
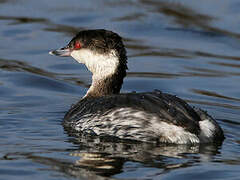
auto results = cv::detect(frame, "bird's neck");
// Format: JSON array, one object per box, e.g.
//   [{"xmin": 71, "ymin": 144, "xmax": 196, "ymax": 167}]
[
  {"xmin": 85, "ymin": 71, "xmax": 125, "ymax": 98},
  {"xmin": 75, "ymin": 50, "xmax": 127, "ymax": 98}
]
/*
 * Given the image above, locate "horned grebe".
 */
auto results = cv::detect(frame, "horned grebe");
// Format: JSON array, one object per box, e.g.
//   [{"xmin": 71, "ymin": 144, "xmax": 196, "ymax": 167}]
[{"xmin": 49, "ymin": 29, "xmax": 224, "ymax": 144}]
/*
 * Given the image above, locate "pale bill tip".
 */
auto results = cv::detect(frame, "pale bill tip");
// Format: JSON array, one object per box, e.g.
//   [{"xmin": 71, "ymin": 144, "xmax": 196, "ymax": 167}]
[{"xmin": 49, "ymin": 51, "xmax": 54, "ymax": 55}]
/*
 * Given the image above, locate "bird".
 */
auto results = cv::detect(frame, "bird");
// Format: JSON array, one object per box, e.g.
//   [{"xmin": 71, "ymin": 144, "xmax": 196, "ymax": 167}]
[{"xmin": 49, "ymin": 29, "xmax": 224, "ymax": 144}]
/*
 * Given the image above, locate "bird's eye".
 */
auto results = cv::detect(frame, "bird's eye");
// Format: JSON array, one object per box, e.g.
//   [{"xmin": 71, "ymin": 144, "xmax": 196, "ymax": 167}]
[{"xmin": 74, "ymin": 41, "xmax": 81, "ymax": 49}]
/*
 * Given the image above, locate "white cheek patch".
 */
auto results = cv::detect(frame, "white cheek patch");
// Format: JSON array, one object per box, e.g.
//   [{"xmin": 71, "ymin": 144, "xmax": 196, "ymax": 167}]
[
  {"xmin": 71, "ymin": 49, "xmax": 119, "ymax": 77},
  {"xmin": 71, "ymin": 50, "xmax": 86, "ymax": 64}
]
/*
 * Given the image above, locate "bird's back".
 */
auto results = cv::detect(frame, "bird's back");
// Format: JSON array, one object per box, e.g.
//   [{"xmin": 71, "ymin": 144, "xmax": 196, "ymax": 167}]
[{"xmin": 63, "ymin": 90, "xmax": 224, "ymax": 144}]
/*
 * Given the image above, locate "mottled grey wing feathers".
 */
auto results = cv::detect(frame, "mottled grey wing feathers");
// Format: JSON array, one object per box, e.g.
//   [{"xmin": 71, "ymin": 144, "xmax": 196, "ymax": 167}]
[{"xmin": 64, "ymin": 91, "xmax": 201, "ymax": 135}]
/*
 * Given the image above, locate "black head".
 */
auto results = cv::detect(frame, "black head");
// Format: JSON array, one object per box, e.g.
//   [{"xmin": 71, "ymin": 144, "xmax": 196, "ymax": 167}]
[
  {"xmin": 69, "ymin": 29, "xmax": 125, "ymax": 54},
  {"xmin": 50, "ymin": 29, "xmax": 126, "ymax": 58},
  {"xmin": 49, "ymin": 29, "xmax": 128, "ymax": 96}
]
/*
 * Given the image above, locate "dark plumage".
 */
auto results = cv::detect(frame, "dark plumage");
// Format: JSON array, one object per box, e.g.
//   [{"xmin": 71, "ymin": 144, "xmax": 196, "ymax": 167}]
[
  {"xmin": 64, "ymin": 91, "xmax": 224, "ymax": 143},
  {"xmin": 49, "ymin": 29, "xmax": 225, "ymax": 144}
]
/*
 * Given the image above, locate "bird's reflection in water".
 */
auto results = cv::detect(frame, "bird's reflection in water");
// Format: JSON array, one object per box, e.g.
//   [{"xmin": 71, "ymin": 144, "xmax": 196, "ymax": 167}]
[
  {"xmin": 70, "ymin": 152, "xmax": 124, "ymax": 177},
  {"xmin": 65, "ymin": 130, "xmax": 223, "ymax": 177},
  {"xmin": 4, "ymin": 131, "xmax": 222, "ymax": 179}
]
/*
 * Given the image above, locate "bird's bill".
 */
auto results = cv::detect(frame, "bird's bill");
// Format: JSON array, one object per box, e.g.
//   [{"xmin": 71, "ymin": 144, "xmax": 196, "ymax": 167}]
[{"xmin": 49, "ymin": 47, "xmax": 71, "ymax": 57}]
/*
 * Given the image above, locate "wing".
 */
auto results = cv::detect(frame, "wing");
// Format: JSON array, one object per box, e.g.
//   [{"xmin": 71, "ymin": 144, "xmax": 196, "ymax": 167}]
[{"xmin": 64, "ymin": 90, "xmax": 201, "ymax": 135}]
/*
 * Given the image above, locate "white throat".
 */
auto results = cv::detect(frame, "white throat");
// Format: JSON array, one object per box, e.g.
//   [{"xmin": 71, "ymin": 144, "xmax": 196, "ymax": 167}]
[
  {"xmin": 71, "ymin": 49, "xmax": 120, "ymax": 98},
  {"xmin": 71, "ymin": 49, "xmax": 119, "ymax": 78}
]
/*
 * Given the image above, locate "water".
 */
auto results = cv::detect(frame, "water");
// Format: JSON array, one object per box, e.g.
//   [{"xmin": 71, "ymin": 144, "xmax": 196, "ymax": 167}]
[{"xmin": 0, "ymin": 0, "xmax": 240, "ymax": 179}]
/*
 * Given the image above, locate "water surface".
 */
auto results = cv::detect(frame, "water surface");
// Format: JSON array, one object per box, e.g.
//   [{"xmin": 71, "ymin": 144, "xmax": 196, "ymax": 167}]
[{"xmin": 0, "ymin": 0, "xmax": 240, "ymax": 179}]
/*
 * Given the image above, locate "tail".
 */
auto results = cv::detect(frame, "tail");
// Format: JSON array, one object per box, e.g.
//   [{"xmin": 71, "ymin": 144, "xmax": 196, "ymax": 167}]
[{"xmin": 193, "ymin": 108, "xmax": 225, "ymax": 144}]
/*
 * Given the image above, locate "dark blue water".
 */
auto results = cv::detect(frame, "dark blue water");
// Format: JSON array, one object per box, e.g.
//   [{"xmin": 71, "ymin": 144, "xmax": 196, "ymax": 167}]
[{"xmin": 1, "ymin": 0, "xmax": 240, "ymax": 179}]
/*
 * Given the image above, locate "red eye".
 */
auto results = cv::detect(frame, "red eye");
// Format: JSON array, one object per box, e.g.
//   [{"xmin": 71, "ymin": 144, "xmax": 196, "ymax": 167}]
[{"xmin": 74, "ymin": 41, "xmax": 81, "ymax": 49}]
